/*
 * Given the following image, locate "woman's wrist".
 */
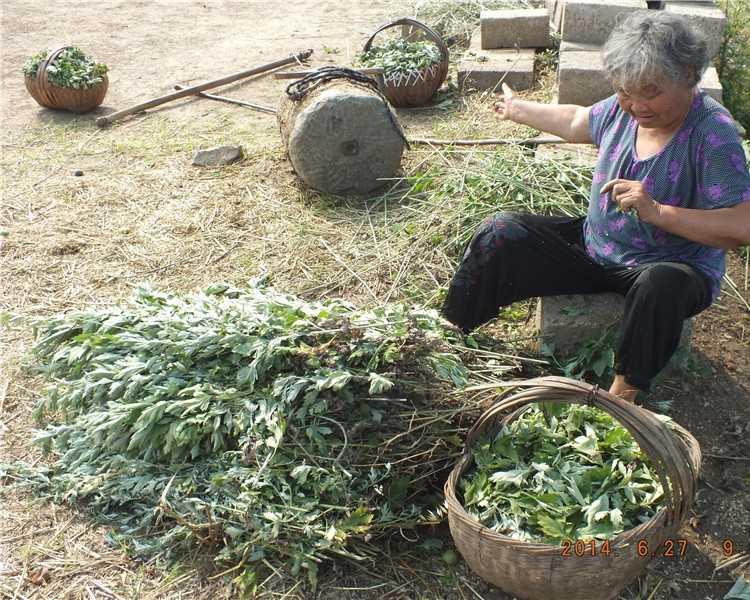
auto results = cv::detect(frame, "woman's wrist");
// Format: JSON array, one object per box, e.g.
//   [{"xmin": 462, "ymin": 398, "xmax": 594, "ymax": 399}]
[{"xmin": 506, "ymin": 97, "xmax": 524, "ymax": 124}]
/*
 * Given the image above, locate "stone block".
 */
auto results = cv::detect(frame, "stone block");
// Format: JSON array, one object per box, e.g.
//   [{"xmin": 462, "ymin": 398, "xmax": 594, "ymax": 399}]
[
  {"xmin": 481, "ymin": 8, "xmax": 551, "ymax": 49},
  {"xmin": 664, "ymin": 3, "xmax": 726, "ymax": 58},
  {"xmin": 562, "ymin": 0, "xmax": 647, "ymax": 45},
  {"xmin": 550, "ymin": 0, "xmax": 566, "ymax": 32},
  {"xmin": 559, "ymin": 40, "xmax": 601, "ymax": 52},
  {"xmin": 662, "ymin": 0, "xmax": 715, "ymax": 6},
  {"xmin": 458, "ymin": 31, "xmax": 536, "ymax": 92},
  {"xmin": 557, "ymin": 49, "xmax": 612, "ymax": 105},
  {"xmin": 536, "ymin": 293, "xmax": 692, "ymax": 372},
  {"xmin": 699, "ymin": 66, "xmax": 722, "ymax": 104},
  {"xmin": 534, "ymin": 142, "xmax": 599, "ymax": 167}
]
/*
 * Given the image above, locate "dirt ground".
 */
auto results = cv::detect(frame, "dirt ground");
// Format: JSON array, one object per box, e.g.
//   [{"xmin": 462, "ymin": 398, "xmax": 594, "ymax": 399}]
[{"xmin": 1, "ymin": 1, "xmax": 749, "ymax": 599}]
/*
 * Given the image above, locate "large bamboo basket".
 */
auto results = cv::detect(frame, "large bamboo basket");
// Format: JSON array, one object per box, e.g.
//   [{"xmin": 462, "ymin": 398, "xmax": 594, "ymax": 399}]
[
  {"xmin": 363, "ymin": 17, "xmax": 449, "ymax": 108},
  {"xmin": 24, "ymin": 46, "xmax": 108, "ymax": 114},
  {"xmin": 444, "ymin": 376, "xmax": 701, "ymax": 600}
]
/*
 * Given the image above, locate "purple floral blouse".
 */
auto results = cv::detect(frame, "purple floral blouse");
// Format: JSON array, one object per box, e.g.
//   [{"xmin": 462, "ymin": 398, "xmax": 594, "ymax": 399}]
[{"xmin": 584, "ymin": 90, "xmax": 750, "ymax": 300}]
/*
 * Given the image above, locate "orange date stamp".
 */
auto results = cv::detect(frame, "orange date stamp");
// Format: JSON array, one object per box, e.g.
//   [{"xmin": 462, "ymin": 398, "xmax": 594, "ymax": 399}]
[
  {"xmin": 560, "ymin": 538, "xmax": 689, "ymax": 558},
  {"xmin": 561, "ymin": 537, "xmax": 740, "ymax": 559}
]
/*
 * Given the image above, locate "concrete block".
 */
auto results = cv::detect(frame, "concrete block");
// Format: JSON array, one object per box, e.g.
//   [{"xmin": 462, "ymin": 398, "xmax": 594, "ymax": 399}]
[
  {"xmin": 458, "ymin": 31, "xmax": 536, "ymax": 92},
  {"xmin": 557, "ymin": 49, "xmax": 612, "ymax": 105},
  {"xmin": 663, "ymin": 0, "xmax": 715, "ymax": 6},
  {"xmin": 534, "ymin": 142, "xmax": 599, "ymax": 167},
  {"xmin": 560, "ymin": 40, "xmax": 601, "ymax": 52},
  {"xmin": 664, "ymin": 3, "xmax": 726, "ymax": 59},
  {"xmin": 552, "ymin": 0, "xmax": 566, "ymax": 32},
  {"xmin": 481, "ymin": 8, "xmax": 551, "ymax": 49},
  {"xmin": 536, "ymin": 293, "xmax": 692, "ymax": 372},
  {"xmin": 562, "ymin": 0, "xmax": 647, "ymax": 45},
  {"xmin": 699, "ymin": 66, "xmax": 722, "ymax": 104},
  {"xmin": 546, "ymin": 0, "xmax": 565, "ymax": 32}
]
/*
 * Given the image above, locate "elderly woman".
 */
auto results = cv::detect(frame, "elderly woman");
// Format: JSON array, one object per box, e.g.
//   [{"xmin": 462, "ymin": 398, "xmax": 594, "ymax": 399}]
[{"xmin": 442, "ymin": 10, "xmax": 750, "ymax": 402}]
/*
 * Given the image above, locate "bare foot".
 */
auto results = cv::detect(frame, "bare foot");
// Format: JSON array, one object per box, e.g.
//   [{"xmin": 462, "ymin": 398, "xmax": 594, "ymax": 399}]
[{"xmin": 609, "ymin": 375, "xmax": 640, "ymax": 403}]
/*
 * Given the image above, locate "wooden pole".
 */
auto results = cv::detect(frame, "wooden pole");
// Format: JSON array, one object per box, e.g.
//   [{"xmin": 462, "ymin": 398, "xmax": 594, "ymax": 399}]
[
  {"xmin": 95, "ymin": 49, "xmax": 313, "ymax": 127},
  {"xmin": 172, "ymin": 84, "xmax": 276, "ymax": 114},
  {"xmin": 407, "ymin": 136, "xmax": 568, "ymax": 146}
]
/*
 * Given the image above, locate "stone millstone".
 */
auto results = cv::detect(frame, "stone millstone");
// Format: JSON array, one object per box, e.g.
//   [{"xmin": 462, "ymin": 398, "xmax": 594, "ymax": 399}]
[{"xmin": 278, "ymin": 80, "xmax": 406, "ymax": 194}]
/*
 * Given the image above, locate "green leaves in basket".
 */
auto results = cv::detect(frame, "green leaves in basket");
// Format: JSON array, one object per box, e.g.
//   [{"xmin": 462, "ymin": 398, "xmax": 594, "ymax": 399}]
[
  {"xmin": 358, "ymin": 39, "xmax": 441, "ymax": 79},
  {"xmin": 23, "ymin": 47, "xmax": 108, "ymax": 89},
  {"xmin": 459, "ymin": 404, "xmax": 664, "ymax": 544}
]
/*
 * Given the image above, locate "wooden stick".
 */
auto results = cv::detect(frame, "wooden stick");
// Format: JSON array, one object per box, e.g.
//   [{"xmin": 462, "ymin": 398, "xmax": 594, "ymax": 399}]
[
  {"xmin": 407, "ymin": 136, "xmax": 568, "ymax": 146},
  {"xmin": 173, "ymin": 84, "xmax": 276, "ymax": 114},
  {"xmin": 273, "ymin": 67, "xmax": 383, "ymax": 79},
  {"xmin": 95, "ymin": 49, "xmax": 312, "ymax": 127}
]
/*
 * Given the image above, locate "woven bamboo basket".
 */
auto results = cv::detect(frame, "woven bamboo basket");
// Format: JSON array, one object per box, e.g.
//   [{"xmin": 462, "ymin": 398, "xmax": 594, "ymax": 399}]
[
  {"xmin": 24, "ymin": 46, "xmax": 108, "ymax": 114},
  {"xmin": 362, "ymin": 17, "xmax": 448, "ymax": 108},
  {"xmin": 445, "ymin": 376, "xmax": 701, "ymax": 600}
]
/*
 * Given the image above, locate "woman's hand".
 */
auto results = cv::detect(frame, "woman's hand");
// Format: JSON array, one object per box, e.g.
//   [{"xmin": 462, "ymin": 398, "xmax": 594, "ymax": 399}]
[
  {"xmin": 601, "ymin": 178, "xmax": 661, "ymax": 223},
  {"xmin": 493, "ymin": 83, "xmax": 516, "ymax": 121}
]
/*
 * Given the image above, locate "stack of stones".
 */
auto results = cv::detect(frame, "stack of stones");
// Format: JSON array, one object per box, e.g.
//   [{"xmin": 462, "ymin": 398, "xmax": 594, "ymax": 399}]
[
  {"xmin": 457, "ymin": 7, "xmax": 551, "ymax": 92},
  {"xmin": 458, "ymin": 0, "xmax": 727, "ymax": 107},
  {"xmin": 552, "ymin": 0, "xmax": 726, "ymax": 105}
]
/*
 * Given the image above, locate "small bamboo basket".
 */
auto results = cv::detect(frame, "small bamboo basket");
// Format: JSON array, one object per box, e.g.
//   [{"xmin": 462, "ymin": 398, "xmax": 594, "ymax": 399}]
[
  {"xmin": 445, "ymin": 376, "xmax": 701, "ymax": 600},
  {"xmin": 24, "ymin": 45, "xmax": 108, "ymax": 114},
  {"xmin": 362, "ymin": 17, "xmax": 449, "ymax": 108}
]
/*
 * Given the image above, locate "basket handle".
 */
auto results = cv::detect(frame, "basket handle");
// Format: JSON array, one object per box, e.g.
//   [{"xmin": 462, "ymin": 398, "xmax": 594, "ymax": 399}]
[
  {"xmin": 363, "ymin": 17, "xmax": 449, "ymax": 65},
  {"xmin": 37, "ymin": 45, "xmax": 75, "ymax": 88},
  {"xmin": 464, "ymin": 377, "xmax": 595, "ymax": 442}
]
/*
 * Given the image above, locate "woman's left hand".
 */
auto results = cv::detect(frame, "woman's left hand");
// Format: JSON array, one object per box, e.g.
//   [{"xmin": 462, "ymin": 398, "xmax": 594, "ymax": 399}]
[{"xmin": 600, "ymin": 178, "xmax": 661, "ymax": 223}]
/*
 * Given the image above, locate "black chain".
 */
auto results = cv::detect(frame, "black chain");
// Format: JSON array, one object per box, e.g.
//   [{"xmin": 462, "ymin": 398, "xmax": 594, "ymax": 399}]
[{"xmin": 285, "ymin": 67, "xmax": 409, "ymax": 148}]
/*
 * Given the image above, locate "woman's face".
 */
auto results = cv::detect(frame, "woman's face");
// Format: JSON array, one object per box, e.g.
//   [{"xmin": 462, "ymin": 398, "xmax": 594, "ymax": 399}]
[{"xmin": 614, "ymin": 78, "xmax": 695, "ymax": 131}]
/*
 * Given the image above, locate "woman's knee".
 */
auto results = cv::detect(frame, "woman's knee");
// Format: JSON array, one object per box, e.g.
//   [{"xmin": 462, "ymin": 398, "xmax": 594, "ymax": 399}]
[
  {"xmin": 628, "ymin": 263, "xmax": 709, "ymax": 313},
  {"xmin": 474, "ymin": 212, "xmax": 530, "ymax": 241}
]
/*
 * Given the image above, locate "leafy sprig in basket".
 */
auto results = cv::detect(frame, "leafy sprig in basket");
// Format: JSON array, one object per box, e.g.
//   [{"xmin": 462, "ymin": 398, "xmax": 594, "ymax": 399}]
[
  {"xmin": 361, "ymin": 17, "xmax": 449, "ymax": 108},
  {"xmin": 23, "ymin": 45, "xmax": 109, "ymax": 113},
  {"xmin": 359, "ymin": 38, "xmax": 441, "ymax": 80}
]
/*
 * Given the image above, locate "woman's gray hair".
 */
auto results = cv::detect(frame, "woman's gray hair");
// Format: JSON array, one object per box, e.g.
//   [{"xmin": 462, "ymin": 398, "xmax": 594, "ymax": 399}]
[{"xmin": 602, "ymin": 10, "xmax": 709, "ymax": 90}]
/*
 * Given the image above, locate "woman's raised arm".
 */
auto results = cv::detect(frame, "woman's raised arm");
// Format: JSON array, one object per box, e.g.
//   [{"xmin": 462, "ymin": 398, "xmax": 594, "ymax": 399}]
[{"xmin": 494, "ymin": 83, "xmax": 593, "ymax": 144}]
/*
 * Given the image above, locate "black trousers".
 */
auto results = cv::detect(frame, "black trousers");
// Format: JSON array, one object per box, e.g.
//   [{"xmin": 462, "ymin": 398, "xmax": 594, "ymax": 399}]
[{"xmin": 442, "ymin": 212, "xmax": 713, "ymax": 391}]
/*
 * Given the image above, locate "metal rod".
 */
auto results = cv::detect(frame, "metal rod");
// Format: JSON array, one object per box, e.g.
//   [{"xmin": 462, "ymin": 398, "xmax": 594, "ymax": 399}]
[
  {"xmin": 173, "ymin": 84, "xmax": 276, "ymax": 114},
  {"xmin": 407, "ymin": 136, "xmax": 569, "ymax": 146}
]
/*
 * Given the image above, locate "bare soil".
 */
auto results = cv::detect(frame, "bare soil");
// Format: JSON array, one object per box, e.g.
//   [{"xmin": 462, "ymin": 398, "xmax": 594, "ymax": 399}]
[{"xmin": 1, "ymin": 1, "xmax": 749, "ymax": 599}]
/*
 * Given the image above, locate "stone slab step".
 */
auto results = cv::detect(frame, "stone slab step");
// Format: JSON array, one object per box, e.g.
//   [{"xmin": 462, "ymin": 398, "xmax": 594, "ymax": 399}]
[
  {"xmin": 664, "ymin": 2, "xmax": 727, "ymax": 59},
  {"xmin": 480, "ymin": 8, "xmax": 551, "ymax": 49},
  {"xmin": 458, "ymin": 31, "xmax": 536, "ymax": 92},
  {"xmin": 562, "ymin": 0, "xmax": 648, "ymax": 45},
  {"xmin": 557, "ymin": 45, "xmax": 722, "ymax": 106},
  {"xmin": 557, "ymin": 48, "xmax": 611, "ymax": 105},
  {"xmin": 700, "ymin": 66, "xmax": 723, "ymax": 104},
  {"xmin": 536, "ymin": 293, "xmax": 692, "ymax": 373}
]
